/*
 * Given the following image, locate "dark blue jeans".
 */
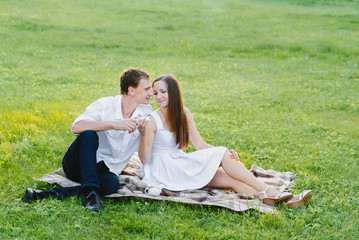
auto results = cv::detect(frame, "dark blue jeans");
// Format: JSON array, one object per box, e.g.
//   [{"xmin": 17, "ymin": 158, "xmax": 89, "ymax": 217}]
[{"xmin": 49, "ymin": 130, "xmax": 120, "ymax": 198}]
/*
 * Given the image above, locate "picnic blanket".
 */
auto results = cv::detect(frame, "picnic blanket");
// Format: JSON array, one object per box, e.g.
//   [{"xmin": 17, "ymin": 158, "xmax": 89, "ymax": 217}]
[{"xmin": 35, "ymin": 153, "xmax": 296, "ymax": 214}]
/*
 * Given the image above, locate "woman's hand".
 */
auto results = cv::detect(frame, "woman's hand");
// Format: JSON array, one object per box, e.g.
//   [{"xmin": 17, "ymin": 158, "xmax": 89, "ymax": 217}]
[
  {"xmin": 138, "ymin": 117, "xmax": 150, "ymax": 135},
  {"xmin": 229, "ymin": 149, "xmax": 239, "ymax": 161}
]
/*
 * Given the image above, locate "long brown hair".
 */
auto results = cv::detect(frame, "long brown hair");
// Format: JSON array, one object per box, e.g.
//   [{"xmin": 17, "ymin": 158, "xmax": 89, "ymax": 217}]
[{"xmin": 153, "ymin": 74, "xmax": 189, "ymax": 149}]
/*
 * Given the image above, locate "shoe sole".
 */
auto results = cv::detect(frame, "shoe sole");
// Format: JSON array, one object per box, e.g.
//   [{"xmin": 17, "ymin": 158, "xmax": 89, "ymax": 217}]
[
  {"xmin": 85, "ymin": 205, "xmax": 102, "ymax": 211},
  {"xmin": 287, "ymin": 191, "xmax": 313, "ymax": 208}
]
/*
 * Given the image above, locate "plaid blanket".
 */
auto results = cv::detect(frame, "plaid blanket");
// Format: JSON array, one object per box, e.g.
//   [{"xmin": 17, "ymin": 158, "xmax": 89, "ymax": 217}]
[{"xmin": 35, "ymin": 153, "xmax": 296, "ymax": 214}]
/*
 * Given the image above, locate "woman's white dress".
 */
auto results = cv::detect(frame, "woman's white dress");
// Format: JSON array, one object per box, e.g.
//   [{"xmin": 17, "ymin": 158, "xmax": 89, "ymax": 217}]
[{"xmin": 141, "ymin": 111, "xmax": 227, "ymax": 191}]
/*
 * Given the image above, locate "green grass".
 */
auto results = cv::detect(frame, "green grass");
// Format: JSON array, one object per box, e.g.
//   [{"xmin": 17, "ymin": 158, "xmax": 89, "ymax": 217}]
[{"xmin": 1, "ymin": 0, "xmax": 358, "ymax": 238}]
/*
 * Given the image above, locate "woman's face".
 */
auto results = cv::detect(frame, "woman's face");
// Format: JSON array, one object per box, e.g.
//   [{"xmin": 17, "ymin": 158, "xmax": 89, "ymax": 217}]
[{"xmin": 153, "ymin": 80, "xmax": 169, "ymax": 108}]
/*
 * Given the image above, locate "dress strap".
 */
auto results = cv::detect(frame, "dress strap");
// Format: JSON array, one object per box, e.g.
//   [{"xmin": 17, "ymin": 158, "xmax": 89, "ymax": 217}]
[{"xmin": 150, "ymin": 111, "xmax": 164, "ymax": 130}]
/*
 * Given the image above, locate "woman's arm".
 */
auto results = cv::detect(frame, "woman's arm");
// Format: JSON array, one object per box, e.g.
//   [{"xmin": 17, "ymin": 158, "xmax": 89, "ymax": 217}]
[
  {"xmin": 185, "ymin": 108, "xmax": 213, "ymax": 150},
  {"xmin": 138, "ymin": 116, "xmax": 157, "ymax": 165}
]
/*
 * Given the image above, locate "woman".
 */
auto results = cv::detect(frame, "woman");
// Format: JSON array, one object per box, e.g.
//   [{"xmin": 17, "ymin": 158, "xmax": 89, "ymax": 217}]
[{"xmin": 138, "ymin": 74, "xmax": 312, "ymax": 208}]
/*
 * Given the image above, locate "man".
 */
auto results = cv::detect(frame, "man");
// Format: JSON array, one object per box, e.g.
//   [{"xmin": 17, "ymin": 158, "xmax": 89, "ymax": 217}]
[{"xmin": 23, "ymin": 68, "xmax": 153, "ymax": 211}]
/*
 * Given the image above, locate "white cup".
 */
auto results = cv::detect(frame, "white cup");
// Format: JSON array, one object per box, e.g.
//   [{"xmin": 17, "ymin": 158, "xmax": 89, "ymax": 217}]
[{"xmin": 145, "ymin": 186, "xmax": 162, "ymax": 196}]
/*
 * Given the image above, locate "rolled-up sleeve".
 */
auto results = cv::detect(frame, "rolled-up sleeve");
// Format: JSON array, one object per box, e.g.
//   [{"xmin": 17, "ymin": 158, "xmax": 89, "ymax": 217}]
[{"xmin": 71, "ymin": 100, "xmax": 105, "ymax": 134}]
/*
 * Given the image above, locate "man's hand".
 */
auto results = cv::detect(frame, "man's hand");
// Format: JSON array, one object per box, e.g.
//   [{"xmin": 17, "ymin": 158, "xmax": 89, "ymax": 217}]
[{"xmin": 112, "ymin": 118, "xmax": 138, "ymax": 133}]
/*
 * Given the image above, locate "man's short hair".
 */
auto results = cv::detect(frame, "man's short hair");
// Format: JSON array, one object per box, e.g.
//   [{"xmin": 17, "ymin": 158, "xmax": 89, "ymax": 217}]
[{"xmin": 120, "ymin": 68, "xmax": 150, "ymax": 94}]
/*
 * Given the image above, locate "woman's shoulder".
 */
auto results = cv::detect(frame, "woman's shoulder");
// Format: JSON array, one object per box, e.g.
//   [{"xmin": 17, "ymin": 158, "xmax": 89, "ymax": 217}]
[
  {"xmin": 184, "ymin": 107, "xmax": 193, "ymax": 118},
  {"xmin": 150, "ymin": 110, "xmax": 163, "ymax": 120},
  {"xmin": 149, "ymin": 110, "xmax": 159, "ymax": 121},
  {"xmin": 148, "ymin": 111, "xmax": 161, "ymax": 131}
]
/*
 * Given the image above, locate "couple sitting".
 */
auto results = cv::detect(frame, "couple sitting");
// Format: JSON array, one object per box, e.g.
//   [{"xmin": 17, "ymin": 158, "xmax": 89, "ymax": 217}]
[{"xmin": 23, "ymin": 68, "xmax": 312, "ymax": 211}]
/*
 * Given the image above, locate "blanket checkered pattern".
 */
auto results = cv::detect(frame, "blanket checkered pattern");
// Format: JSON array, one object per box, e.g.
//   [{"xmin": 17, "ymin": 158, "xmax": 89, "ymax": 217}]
[{"xmin": 35, "ymin": 153, "xmax": 296, "ymax": 214}]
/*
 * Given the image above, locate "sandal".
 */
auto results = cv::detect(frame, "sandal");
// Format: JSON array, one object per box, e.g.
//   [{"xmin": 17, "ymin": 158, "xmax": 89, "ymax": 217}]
[
  {"xmin": 286, "ymin": 190, "xmax": 313, "ymax": 208},
  {"xmin": 258, "ymin": 185, "xmax": 293, "ymax": 206}
]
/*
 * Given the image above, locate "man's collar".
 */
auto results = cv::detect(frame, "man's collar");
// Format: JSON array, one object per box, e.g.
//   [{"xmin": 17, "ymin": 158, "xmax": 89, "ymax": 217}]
[
  {"xmin": 131, "ymin": 106, "xmax": 145, "ymax": 119},
  {"xmin": 115, "ymin": 95, "xmax": 144, "ymax": 120}
]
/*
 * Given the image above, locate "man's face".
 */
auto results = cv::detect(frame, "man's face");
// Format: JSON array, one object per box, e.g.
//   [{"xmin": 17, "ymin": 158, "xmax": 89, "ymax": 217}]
[{"xmin": 134, "ymin": 79, "xmax": 153, "ymax": 104}]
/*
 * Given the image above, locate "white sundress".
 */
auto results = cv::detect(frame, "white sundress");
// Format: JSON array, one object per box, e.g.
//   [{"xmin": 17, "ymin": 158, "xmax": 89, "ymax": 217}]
[{"xmin": 141, "ymin": 111, "xmax": 227, "ymax": 191}]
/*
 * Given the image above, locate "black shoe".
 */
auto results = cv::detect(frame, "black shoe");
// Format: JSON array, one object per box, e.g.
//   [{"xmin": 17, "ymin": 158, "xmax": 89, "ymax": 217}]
[
  {"xmin": 23, "ymin": 188, "xmax": 48, "ymax": 202},
  {"xmin": 84, "ymin": 191, "xmax": 102, "ymax": 211}
]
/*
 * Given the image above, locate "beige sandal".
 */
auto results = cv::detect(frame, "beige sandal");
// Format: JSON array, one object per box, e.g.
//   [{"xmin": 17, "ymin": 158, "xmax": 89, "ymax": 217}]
[
  {"xmin": 286, "ymin": 190, "xmax": 313, "ymax": 208},
  {"xmin": 258, "ymin": 185, "xmax": 293, "ymax": 206}
]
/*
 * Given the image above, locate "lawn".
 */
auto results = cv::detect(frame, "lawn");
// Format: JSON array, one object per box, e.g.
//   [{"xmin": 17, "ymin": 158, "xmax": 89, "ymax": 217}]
[{"xmin": 0, "ymin": 0, "xmax": 358, "ymax": 239}]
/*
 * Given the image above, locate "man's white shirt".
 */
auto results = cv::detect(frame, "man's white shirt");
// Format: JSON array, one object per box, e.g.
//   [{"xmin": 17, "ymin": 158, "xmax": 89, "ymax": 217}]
[{"xmin": 72, "ymin": 95, "xmax": 152, "ymax": 176}]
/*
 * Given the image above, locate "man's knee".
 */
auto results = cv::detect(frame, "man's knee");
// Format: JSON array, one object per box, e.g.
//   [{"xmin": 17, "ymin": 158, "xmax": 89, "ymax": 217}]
[
  {"xmin": 78, "ymin": 130, "xmax": 99, "ymax": 144},
  {"xmin": 79, "ymin": 130, "xmax": 98, "ymax": 139}
]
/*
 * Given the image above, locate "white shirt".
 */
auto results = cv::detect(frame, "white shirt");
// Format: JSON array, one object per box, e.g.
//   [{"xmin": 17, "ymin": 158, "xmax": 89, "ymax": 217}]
[{"xmin": 72, "ymin": 95, "xmax": 152, "ymax": 175}]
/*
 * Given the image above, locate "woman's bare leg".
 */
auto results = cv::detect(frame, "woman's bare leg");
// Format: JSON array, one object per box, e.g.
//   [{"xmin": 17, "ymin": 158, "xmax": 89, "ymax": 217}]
[
  {"xmin": 220, "ymin": 150, "xmax": 281, "ymax": 197},
  {"xmin": 206, "ymin": 168, "xmax": 258, "ymax": 197}
]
